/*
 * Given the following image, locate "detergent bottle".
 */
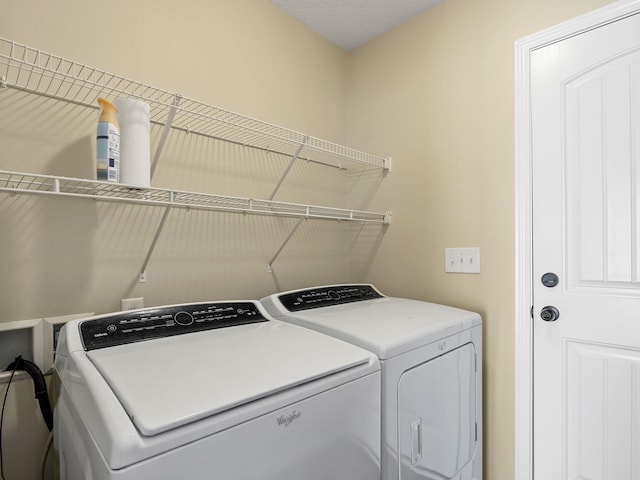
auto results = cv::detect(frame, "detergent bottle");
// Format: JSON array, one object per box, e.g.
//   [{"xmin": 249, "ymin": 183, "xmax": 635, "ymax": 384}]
[{"xmin": 96, "ymin": 97, "xmax": 120, "ymax": 182}]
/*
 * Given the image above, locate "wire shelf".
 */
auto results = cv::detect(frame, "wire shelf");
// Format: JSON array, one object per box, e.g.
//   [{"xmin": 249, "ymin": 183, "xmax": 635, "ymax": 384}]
[
  {"xmin": 0, "ymin": 170, "xmax": 390, "ymax": 224},
  {"xmin": 0, "ymin": 37, "xmax": 391, "ymax": 172}
]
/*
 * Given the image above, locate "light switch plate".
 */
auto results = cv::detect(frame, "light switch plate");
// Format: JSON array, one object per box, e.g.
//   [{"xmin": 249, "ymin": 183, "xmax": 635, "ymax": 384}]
[{"xmin": 445, "ymin": 247, "xmax": 480, "ymax": 274}]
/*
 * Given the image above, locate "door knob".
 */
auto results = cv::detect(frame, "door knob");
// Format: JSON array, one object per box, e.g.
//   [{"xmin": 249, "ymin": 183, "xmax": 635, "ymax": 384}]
[{"xmin": 540, "ymin": 306, "xmax": 560, "ymax": 322}]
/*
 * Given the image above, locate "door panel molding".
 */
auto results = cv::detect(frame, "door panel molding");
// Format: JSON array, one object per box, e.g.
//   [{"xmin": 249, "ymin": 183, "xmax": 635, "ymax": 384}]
[
  {"xmin": 565, "ymin": 339, "xmax": 640, "ymax": 479},
  {"xmin": 515, "ymin": 2, "xmax": 640, "ymax": 479}
]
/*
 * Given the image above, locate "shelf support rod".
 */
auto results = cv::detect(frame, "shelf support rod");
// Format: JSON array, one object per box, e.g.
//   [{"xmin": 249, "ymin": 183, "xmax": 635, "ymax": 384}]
[
  {"xmin": 139, "ymin": 192, "xmax": 174, "ymax": 282},
  {"xmin": 267, "ymin": 217, "xmax": 305, "ymax": 273},
  {"xmin": 150, "ymin": 94, "xmax": 182, "ymax": 180},
  {"xmin": 269, "ymin": 136, "xmax": 309, "ymax": 201}
]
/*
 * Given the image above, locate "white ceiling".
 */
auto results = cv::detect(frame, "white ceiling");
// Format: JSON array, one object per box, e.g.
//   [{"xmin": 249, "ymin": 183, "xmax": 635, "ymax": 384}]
[{"xmin": 270, "ymin": 0, "xmax": 446, "ymax": 51}]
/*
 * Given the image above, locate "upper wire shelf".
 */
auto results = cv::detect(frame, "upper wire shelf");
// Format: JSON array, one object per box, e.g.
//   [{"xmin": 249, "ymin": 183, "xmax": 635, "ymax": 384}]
[
  {"xmin": 0, "ymin": 37, "xmax": 391, "ymax": 172},
  {"xmin": 0, "ymin": 170, "xmax": 391, "ymax": 224}
]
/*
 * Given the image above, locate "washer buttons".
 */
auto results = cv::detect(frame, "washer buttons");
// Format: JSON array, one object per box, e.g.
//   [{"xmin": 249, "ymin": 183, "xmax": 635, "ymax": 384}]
[{"xmin": 174, "ymin": 311, "xmax": 194, "ymax": 326}]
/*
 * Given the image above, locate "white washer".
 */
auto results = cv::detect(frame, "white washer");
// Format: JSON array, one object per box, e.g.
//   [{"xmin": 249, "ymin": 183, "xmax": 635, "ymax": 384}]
[
  {"xmin": 54, "ymin": 300, "xmax": 381, "ymax": 480},
  {"xmin": 261, "ymin": 284, "xmax": 482, "ymax": 480}
]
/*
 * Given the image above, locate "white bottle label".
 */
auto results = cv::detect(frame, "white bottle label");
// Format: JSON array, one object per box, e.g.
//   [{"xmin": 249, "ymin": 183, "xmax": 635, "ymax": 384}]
[{"xmin": 97, "ymin": 122, "xmax": 120, "ymax": 182}]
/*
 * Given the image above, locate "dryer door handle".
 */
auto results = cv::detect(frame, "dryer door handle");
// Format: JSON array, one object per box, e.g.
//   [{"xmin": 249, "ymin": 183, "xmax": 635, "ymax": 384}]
[{"xmin": 411, "ymin": 419, "xmax": 422, "ymax": 465}]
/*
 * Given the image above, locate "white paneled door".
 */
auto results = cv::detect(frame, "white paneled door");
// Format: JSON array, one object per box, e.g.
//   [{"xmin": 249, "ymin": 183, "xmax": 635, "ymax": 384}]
[{"xmin": 531, "ymin": 11, "xmax": 640, "ymax": 480}]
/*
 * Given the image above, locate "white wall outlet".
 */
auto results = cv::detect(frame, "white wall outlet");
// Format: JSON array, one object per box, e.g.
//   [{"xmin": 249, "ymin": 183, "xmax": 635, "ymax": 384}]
[
  {"xmin": 121, "ymin": 297, "xmax": 144, "ymax": 311},
  {"xmin": 445, "ymin": 247, "xmax": 480, "ymax": 274}
]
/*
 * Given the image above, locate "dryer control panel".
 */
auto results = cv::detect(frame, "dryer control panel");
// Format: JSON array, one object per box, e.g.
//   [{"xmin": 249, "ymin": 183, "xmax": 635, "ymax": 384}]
[
  {"xmin": 80, "ymin": 302, "xmax": 267, "ymax": 350},
  {"xmin": 279, "ymin": 285, "xmax": 383, "ymax": 312}
]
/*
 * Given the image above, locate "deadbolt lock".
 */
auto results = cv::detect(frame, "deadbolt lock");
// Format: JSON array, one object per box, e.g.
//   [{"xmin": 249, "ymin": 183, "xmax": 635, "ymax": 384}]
[{"xmin": 541, "ymin": 272, "xmax": 559, "ymax": 287}]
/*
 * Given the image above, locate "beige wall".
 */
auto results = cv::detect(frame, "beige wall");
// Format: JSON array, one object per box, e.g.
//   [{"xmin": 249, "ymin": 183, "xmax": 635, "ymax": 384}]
[
  {"xmin": 0, "ymin": 0, "xmax": 354, "ymax": 324},
  {"xmin": 0, "ymin": 0, "xmax": 621, "ymax": 479},
  {"xmin": 0, "ymin": 2, "xmax": 352, "ymax": 479},
  {"xmin": 346, "ymin": 0, "xmax": 615, "ymax": 479}
]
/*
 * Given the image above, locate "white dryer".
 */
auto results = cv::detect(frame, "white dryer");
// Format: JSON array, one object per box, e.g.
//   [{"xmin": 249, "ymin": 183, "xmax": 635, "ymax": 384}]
[
  {"xmin": 54, "ymin": 300, "xmax": 381, "ymax": 480},
  {"xmin": 261, "ymin": 284, "xmax": 482, "ymax": 480}
]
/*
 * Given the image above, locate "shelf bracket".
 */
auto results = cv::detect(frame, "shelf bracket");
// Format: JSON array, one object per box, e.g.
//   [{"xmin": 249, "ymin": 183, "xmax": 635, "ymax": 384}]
[
  {"xmin": 269, "ymin": 135, "xmax": 309, "ymax": 200},
  {"xmin": 150, "ymin": 94, "xmax": 182, "ymax": 180},
  {"xmin": 139, "ymin": 192, "xmax": 174, "ymax": 282},
  {"xmin": 267, "ymin": 217, "xmax": 305, "ymax": 273},
  {"xmin": 0, "ymin": 76, "xmax": 7, "ymax": 88}
]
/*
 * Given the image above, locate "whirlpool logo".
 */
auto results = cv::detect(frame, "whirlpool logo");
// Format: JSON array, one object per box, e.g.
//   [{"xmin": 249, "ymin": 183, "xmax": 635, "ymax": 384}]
[{"xmin": 276, "ymin": 410, "xmax": 301, "ymax": 427}]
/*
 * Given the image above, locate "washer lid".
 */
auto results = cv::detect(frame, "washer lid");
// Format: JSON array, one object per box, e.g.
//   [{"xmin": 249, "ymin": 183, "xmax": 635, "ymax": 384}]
[
  {"xmin": 269, "ymin": 296, "xmax": 481, "ymax": 360},
  {"xmin": 87, "ymin": 320, "xmax": 373, "ymax": 437}
]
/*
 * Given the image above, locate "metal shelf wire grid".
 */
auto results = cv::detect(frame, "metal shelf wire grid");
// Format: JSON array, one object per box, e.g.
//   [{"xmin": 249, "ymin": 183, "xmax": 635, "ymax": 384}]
[
  {"xmin": 0, "ymin": 171, "xmax": 390, "ymax": 224},
  {"xmin": 0, "ymin": 37, "xmax": 390, "ymax": 171}
]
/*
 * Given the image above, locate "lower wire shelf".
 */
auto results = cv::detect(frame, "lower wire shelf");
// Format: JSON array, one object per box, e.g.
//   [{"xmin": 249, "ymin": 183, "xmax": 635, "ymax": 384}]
[
  {"xmin": 0, "ymin": 170, "xmax": 391, "ymax": 224},
  {"xmin": 0, "ymin": 170, "xmax": 391, "ymax": 278}
]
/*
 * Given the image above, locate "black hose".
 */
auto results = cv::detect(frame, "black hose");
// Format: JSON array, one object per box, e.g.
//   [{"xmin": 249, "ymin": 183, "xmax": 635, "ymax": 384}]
[{"xmin": 4, "ymin": 357, "xmax": 53, "ymax": 432}]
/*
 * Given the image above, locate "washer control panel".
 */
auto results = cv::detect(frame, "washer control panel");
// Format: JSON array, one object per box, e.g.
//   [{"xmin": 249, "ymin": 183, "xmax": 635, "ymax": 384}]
[
  {"xmin": 278, "ymin": 284, "xmax": 383, "ymax": 312},
  {"xmin": 80, "ymin": 302, "xmax": 267, "ymax": 350}
]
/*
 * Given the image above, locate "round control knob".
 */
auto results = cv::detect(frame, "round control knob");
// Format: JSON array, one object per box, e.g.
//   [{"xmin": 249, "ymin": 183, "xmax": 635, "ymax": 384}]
[
  {"xmin": 174, "ymin": 311, "xmax": 194, "ymax": 326},
  {"xmin": 328, "ymin": 290, "xmax": 340, "ymax": 300}
]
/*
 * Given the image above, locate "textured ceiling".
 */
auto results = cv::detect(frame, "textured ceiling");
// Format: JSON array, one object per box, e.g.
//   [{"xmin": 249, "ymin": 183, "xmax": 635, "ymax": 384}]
[{"xmin": 270, "ymin": 0, "xmax": 446, "ymax": 51}]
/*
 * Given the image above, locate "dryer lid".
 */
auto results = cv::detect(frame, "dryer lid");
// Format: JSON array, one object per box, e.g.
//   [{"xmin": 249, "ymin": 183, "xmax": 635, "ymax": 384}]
[
  {"xmin": 268, "ymin": 295, "xmax": 481, "ymax": 359},
  {"xmin": 87, "ymin": 320, "xmax": 373, "ymax": 436}
]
